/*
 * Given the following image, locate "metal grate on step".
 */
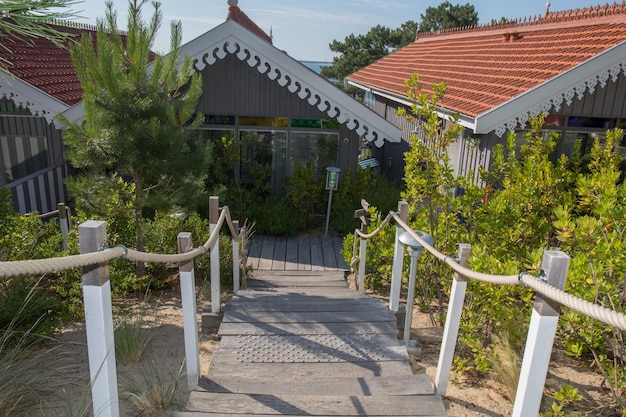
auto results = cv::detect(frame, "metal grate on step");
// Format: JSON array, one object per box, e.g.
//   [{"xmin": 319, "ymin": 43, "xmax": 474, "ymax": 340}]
[{"xmin": 232, "ymin": 334, "xmax": 406, "ymax": 363}]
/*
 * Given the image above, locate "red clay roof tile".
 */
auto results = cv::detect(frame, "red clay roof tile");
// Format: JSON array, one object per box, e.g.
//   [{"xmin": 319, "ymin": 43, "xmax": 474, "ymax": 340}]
[
  {"xmin": 1, "ymin": 2, "xmax": 271, "ymax": 108},
  {"xmin": 0, "ymin": 22, "xmax": 98, "ymax": 106},
  {"xmin": 347, "ymin": 3, "xmax": 626, "ymax": 118},
  {"xmin": 227, "ymin": 2, "xmax": 272, "ymax": 44}
]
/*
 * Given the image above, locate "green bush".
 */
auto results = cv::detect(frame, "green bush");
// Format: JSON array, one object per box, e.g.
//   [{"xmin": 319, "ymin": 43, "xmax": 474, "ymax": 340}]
[
  {"xmin": 332, "ymin": 167, "xmax": 402, "ymax": 235},
  {"xmin": 284, "ymin": 159, "xmax": 325, "ymax": 231},
  {"xmin": 0, "ymin": 189, "xmax": 68, "ymax": 333},
  {"xmin": 247, "ymin": 198, "xmax": 302, "ymax": 235},
  {"xmin": 0, "ymin": 277, "xmax": 63, "ymax": 344}
]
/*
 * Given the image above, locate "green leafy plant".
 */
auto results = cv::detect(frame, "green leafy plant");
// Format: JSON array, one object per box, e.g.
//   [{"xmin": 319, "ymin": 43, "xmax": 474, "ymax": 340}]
[
  {"xmin": 346, "ymin": 73, "xmax": 625, "ymax": 415},
  {"xmin": 540, "ymin": 384, "xmax": 583, "ymax": 417},
  {"xmin": 553, "ymin": 128, "xmax": 626, "ymax": 410},
  {"xmin": 284, "ymin": 159, "xmax": 325, "ymax": 231}
]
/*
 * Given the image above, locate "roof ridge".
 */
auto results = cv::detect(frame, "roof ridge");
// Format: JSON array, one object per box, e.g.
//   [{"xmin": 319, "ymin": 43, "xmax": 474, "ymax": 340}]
[
  {"xmin": 45, "ymin": 18, "xmax": 127, "ymax": 35},
  {"xmin": 418, "ymin": 1, "xmax": 626, "ymax": 39},
  {"xmin": 226, "ymin": 1, "xmax": 272, "ymax": 44}
]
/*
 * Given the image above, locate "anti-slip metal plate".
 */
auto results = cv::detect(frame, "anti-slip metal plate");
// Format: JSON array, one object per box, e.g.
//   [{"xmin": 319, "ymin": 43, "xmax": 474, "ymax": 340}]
[{"xmin": 232, "ymin": 334, "xmax": 406, "ymax": 363}]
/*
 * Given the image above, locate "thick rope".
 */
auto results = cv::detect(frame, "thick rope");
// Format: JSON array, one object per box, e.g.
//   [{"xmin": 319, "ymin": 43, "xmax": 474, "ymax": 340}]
[
  {"xmin": 355, "ymin": 213, "xmax": 394, "ymax": 239},
  {"xmin": 0, "ymin": 247, "xmax": 126, "ymax": 277},
  {"xmin": 0, "ymin": 206, "xmax": 241, "ymax": 277},
  {"xmin": 521, "ymin": 274, "xmax": 626, "ymax": 331},
  {"xmin": 388, "ymin": 210, "xmax": 626, "ymax": 331},
  {"xmin": 390, "ymin": 212, "xmax": 520, "ymax": 285}
]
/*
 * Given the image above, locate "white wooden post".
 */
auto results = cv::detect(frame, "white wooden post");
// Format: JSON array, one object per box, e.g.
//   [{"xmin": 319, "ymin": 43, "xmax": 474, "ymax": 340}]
[
  {"xmin": 512, "ymin": 250, "xmax": 569, "ymax": 417},
  {"xmin": 79, "ymin": 220, "xmax": 119, "ymax": 417},
  {"xmin": 403, "ymin": 249, "xmax": 419, "ymax": 346},
  {"xmin": 389, "ymin": 200, "xmax": 408, "ymax": 311},
  {"xmin": 358, "ymin": 223, "xmax": 367, "ymax": 293},
  {"xmin": 434, "ymin": 243, "xmax": 471, "ymax": 396},
  {"xmin": 178, "ymin": 232, "xmax": 200, "ymax": 389},
  {"xmin": 209, "ymin": 197, "xmax": 221, "ymax": 314},
  {"xmin": 232, "ymin": 220, "xmax": 240, "ymax": 294},
  {"xmin": 58, "ymin": 203, "xmax": 69, "ymax": 250}
]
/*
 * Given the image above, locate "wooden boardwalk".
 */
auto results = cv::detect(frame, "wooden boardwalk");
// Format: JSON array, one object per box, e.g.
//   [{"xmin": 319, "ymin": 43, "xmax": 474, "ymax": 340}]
[
  {"xmin": 246, "ymin": 235, "xmax": 349, "ymax": 271},
  {"xmin": 173, "ymin": 237, "xmax": 447, "ymax": 416}
]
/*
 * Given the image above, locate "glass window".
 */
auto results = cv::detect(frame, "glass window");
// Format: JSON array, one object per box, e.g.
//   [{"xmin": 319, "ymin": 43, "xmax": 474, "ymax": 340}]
[
  {"xmin": 240, "ymin": 130, "xmax": 287, "ymax": 198},
  {"xmin": 567, "ymin": 116, "xmax": 615, "ymax": 129},
  {"xmin": 291, "ymin": 118, "xmax": 340, "ymax": 129},
  {"xmin": 239, "ymin": 117, "xmax": 288, "ymax": 127},
  {"xmin": 203, "ymin": 115, "xmax": 236, "ymax": 125},
  {"xmin": 0, "ymin": 136, "xmax": 49, "ymax": 184},
  {"xmin": 192, "ymin": 129, "xmax": 235, "ymax": 185},
  {"xmin": 290, "ymin": 132, "xmax": 339, "ymax": 177}
]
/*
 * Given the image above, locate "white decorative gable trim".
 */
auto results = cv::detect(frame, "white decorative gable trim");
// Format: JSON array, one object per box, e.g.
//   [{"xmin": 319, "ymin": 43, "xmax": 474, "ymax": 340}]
[
  {"xmin": 0, "ymin": 70, "xmax": 68, "ymax": 125},
  {"xmin": 476, "ymin": 41, "xmax": 626, "ymax": 137},
  {"xmin": 175, "ymin": 20, "xmax": 400, "ymax": 147}
]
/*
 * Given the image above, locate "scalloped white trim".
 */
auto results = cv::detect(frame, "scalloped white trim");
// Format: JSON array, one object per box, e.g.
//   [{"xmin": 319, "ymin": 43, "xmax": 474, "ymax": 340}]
[
  {"xmin": 0, "ymin": 71, "xmax": 68, "ymax": 124},
  {"xmin": 492, "ymin": 62, "xmax": 626, "ymax": 137},
  {"xmin": 191, "ymin": 36, "xmax": 395, "ymax": 146}
]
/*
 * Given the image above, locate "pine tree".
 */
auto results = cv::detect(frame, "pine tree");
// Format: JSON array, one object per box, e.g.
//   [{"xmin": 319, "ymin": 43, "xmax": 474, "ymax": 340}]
[{"xmin": 59, "ymin": 0, "xmax": 208, "ymax": 276}]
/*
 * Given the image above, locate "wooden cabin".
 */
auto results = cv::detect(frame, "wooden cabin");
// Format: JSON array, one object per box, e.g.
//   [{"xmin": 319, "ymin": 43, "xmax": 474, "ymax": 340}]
[{"xmin": 346, "ymin": 2, "xmax": 626, "ymax": 184}]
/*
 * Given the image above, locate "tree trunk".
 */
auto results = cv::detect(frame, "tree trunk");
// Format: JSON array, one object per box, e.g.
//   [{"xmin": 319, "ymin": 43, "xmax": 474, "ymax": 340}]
[{"xmin": 134, "ymin": 174, "xmax": 146, "ymax": 277}]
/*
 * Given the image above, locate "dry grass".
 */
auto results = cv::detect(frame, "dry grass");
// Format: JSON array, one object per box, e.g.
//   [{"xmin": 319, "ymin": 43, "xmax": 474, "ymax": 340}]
[
  {"xmin": 120, "ymin": 359, "xmax": 186, "ymax": 416},
  {"xmin": 491, "ymin": 331, "xmax": 521, "ymax": 402},
  {"xmin": 114, "ymin": 311, "xmax": 153, "ymax": 365}
]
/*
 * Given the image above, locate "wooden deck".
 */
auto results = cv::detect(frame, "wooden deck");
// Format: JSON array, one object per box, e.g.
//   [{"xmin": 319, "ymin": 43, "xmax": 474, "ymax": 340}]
[
  {"xmin": 173, "ymin": 237, "xmax": 447, "ymax": 416},
  {"xmin": 246, "ymin": 235, "xmax": 349, "ymax": 271}
]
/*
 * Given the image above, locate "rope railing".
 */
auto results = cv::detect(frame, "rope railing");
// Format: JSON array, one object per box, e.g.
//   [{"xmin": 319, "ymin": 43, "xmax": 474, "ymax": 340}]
[
  {"xmin": 349, "ymin": 202, "xmax": 626, "ymax": 332},
  {"xmin": 0, "ymin": 197, "xmax": 244, "ymax": 417},
  {"xmin": 387, "ymin": 210, "xmax": 626, "ymax": 331},
  {"xmin": 0, "ymin": 205, "xmax": 242, "ymax": 278}
]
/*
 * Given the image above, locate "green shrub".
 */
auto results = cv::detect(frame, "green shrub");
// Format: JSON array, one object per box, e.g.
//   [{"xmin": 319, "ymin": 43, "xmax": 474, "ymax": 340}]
[
  {"xmin": 284, "ymin": 159, "xmax": 325, "ymax": 231},
  {"xmin": 247, "ymin": 198, "xmax": 302, "ymax": 235},
  {"xmin": 0, "ymin": 277, "xmax": 63, "ymax": 344}
]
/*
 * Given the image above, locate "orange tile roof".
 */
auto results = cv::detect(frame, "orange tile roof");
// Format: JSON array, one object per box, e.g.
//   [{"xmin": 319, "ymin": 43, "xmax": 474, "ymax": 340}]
[
  {"xmin": 0, "ymin": 2, "xmax": 271, "ymax": 110},
  {"xmin": 227, "ymin": 1, "xmax": 272, "ymax": 44},
  {"xmin": 347, "ymin": 3, "xmax": 626, "ymax": 120},
  {"xmin": 0, "ymin": 22, "xmax": 97, "ymax": 106}
]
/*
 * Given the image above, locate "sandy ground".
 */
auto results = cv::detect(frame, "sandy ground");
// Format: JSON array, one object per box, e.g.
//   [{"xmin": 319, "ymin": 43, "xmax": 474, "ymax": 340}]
[{"xmin": 37, "ymin": 283, "xmax": 621, "ymax": 417}]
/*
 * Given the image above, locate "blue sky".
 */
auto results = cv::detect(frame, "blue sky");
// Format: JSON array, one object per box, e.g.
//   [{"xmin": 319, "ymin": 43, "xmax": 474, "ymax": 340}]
[{"xmin": 77, "ymin": 0, "xmax": 604, "ymax": 61}]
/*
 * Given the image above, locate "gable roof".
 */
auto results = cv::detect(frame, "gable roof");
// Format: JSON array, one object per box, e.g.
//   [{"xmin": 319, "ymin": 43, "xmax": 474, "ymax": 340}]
[
  {"xmin": 170, "ymin": 11, "xmax": 400, "ymax": 146},
  {"xmin": 226, "ymin": 1, "xmax": 273, "ymax": 44},
  {"xmin": 346, "ymin": 3, "xmax": 626, "ymax": 137},
  {"xmin": 0, "ymin": 22, "xmax": 96, "ymax": 120}
]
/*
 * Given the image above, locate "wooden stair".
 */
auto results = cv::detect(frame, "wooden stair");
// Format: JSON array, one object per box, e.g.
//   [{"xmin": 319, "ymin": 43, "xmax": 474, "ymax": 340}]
[{"xmin": 172, "ymin": 270, "xmax": 447, "ymax": 416}]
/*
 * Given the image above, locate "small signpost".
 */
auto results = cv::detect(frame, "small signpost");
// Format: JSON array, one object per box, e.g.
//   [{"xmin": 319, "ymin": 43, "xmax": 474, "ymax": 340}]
[{"xmin": 324, "ymin": 167, "xmax": 341, "ymax": 237}]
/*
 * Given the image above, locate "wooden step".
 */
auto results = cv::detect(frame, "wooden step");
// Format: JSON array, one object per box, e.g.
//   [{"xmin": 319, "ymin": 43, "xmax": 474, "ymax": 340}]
[
  {"xmin": 218, "ymin": 320, "xmax": 400, "ymax": 336},
  {"xmin": 181, "ymin": 242, "xmax": 446, "ymax": 417},
  {"xmin": 181, "ymin": 391, "xmax": 447, "ymax": 416},
  {"xmin": 225, "ymin": 297, "xmax": 386, "ymax": 312},
  {"xmin": 218, "ymin": 333, "xmax": 400, "ymax": 349},
  {"xmin": 197, "ymin": 374, "xmax": 435, "ymax": 396},
  {"xmin": 222, "ymin": 309, "xmax": 396, "ymax": 324},
  {"xmin": 250, "ymin": 270, "xmax": 348, "ymax": 278},
  {"xmin": 207, "ymin": 357, "xmax": 415, "ymax": 379}
]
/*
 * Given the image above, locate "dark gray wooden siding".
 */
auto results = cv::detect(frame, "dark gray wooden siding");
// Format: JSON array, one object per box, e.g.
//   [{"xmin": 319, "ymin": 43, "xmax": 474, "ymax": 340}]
[
  {"xmin": 370, "ymin": 73, "xmax": 626, "ymax": 185},
  {"xmin": 555, "ymin": 75, "xmax": 626, "ymax": 118},
  {"xmin": 0, "ymin": 110, "xmax": 67, "ymax": 214},
  {"xmin": 196, "ymin": 54, "xmax": 362, "ymax": 175},
  {"xmin": 199, "ymin": 54, "xmax": 339, "ymax": 118}
]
